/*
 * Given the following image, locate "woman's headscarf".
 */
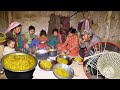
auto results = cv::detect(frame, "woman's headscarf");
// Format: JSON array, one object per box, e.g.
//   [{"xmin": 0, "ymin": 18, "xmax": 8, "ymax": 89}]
[{"xmin": 4, "ymin": 21, "xmax": 21, "ymax": 34}]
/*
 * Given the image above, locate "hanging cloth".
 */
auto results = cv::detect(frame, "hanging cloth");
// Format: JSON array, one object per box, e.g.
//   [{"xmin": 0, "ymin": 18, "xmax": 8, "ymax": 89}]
[
  {"xmin": 84, "ymin": 19, "xmax": 90, "ymax": 30},
  {"xmin": 77, "ymin": 19, "xmax": 84, "ymax": 32}
]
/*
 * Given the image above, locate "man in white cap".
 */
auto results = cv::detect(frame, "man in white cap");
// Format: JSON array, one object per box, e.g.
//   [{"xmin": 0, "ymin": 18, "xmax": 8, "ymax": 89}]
[
  {"xmin": 79, "ymin": 29, "xmax": 102, "ymax": 58},
  {"xmin": 80, "ymin": 29, "xmax": 102, "ymax": 50}
]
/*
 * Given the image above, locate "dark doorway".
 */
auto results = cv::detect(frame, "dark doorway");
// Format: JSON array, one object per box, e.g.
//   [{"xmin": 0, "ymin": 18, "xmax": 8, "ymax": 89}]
[{"xmin": 48, "ymin": 14, "xmax": 70, "ymax": 43}]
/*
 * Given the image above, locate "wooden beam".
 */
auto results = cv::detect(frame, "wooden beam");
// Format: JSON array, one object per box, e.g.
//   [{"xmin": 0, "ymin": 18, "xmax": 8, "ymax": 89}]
[
  {"xmin": 8, "ymin": 11, "xmax": 12, "ymax": 24},
  {"xmin": 105, "ymin": 11, "xmax": 112, "ymax": 42},
  {"xmin": 70, "ymin": 11, "xmax": 79, "ymax": 18}
]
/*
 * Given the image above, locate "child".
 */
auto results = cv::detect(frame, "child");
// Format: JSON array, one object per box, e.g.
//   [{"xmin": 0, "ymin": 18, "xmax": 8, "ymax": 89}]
[
  {"xmin": 24, "ymin": 25, "xmax": 35, "ymax": 49},
  {"xmin": 27, "ymin": 30, "xmax": 50, "ymax": 51},
  {"xmin": 48, "ymin": 28, "xmax": 60, "ymax": 48},
  {"xmin": 3, "ymin": 39, "xmax": 16, "ymax": 56},
  {"xmin": 37, "ymin": 30, "xmax": 50, "ymax": 49},
  {"xmin": 21, "ymin": 34, "xmax": 28, "ymax": 49}
]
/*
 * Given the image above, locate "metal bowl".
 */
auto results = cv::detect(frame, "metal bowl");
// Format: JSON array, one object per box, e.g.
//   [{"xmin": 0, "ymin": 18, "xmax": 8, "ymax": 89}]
[
  {"xmin": 35, "ymin": 49, "xmax": 49, "ymax": 60},
  {"xmin": 52, "ymin": 64, "xmax": 74, "ymax": 79},
  {"xmin": 38, "ymin": 58, "xmax": 57, "ymax": 71},
  {"xmin": 0, "ymin": 32, "xmax": 6, "ymax": 45},
  {"xmin": 57, "ymin": 51, "xmax": 66, "ymax": 56},
  {"xmin": 56, "ymin": 55, "xmax": 73, "ymax": 65},
  {"xmin": 73, "ymin": 56, "xmax": 83, "ymax": 63},
  {"xmin": 48, "ymin": 49, "xmax": 57, "ymax": 57},
  {"xmin": 36, "ymin": 49, "xmax": 48, "ymax": 54}
]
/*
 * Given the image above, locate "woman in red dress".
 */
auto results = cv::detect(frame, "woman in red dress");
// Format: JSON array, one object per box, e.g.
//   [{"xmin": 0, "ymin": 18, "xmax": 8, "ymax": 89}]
[{"xmin": 57, "ymin": 27, "xmax": 79, "ymax": 57}]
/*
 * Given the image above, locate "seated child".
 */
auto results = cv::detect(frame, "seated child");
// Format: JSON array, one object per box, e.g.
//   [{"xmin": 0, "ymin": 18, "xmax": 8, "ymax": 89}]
[
  {"xmin": 21, "ymin": 34, "xmax": 28, "ymax": 49},
  {"xmin": 37, "ymin": 30, "xmax": 50, "ymax": 49},
  {"xmin": 48, "ymin": 28, "xmax": 60, "ymax": 48},
  {"xmin": 3, "ymin": 39, "xmax": 16, "ymax": 56},
  {"xmin": 27, "ymin": 30, "xmax": 50, "ymax": 50},
  {"xmin": 24, "ymin": 25, "xmax": 35, "ymax": 49}
]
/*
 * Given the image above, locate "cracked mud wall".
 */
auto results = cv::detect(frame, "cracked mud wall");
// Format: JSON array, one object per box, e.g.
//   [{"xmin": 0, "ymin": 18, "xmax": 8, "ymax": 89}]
[{"xmin": 0, "ymin": 11, "xmax": 119, "ymax": 46}]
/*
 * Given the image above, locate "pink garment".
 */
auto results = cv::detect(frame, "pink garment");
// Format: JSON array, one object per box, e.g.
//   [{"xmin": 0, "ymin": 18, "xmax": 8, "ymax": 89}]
[
  {"xmin": 4, "ymin": 21, "xmax": 21, "ymax": 34},
  {"xmin": 84, "ymin": 19, "xmax": 90, "ymax": 30},
  {"xmin": 37, "ymin": 44, "xmax": 50, "ymax": 49},
  {"xmin": 24, "ymin": 43, "xmax": 26, "ymax": 48}
]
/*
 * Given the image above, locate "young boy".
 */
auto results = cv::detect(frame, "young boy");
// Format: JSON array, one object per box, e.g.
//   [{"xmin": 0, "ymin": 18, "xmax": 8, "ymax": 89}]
[
  {"xmin": 3, "ymin": 39, "xmax": 16, "ymax": 56},
  {"xmin": 24, "ymin": 25, "xmax": 35, "ymax": 49}
]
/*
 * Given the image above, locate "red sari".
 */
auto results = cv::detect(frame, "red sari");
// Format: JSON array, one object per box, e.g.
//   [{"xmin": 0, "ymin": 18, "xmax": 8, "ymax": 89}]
[{"xmin": 57, "ymin": 34, "xmax": 79, "ymax": 57}]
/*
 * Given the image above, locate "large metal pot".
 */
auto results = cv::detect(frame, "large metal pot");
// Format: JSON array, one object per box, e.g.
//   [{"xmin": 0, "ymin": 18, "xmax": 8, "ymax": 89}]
[
  {"xmin": 1, "ymin": 52, "xmax": 37, "ymax": 79},
  {"xmin": 4, "ymin": 68, "xmax": 35, "ymax": 79},
  {"xmin": 48, "ymin": 49, "xmax": 57, "ymax": 57},
  {"xmin": 35, "ymin": 49, "xmax": 49, "ymax": 60}
]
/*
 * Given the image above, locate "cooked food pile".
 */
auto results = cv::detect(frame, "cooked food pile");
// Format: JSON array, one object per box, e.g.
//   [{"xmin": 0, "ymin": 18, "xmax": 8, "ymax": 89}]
[
  {"xmin": 57, "ymin": 58, "xmax": 68, "ymax": 64},
  {"xmin": 54, "ymin": 67, "xmax": 70, "ymax": 78},
  {"xmin": 74, "ymin": 56, "xmax": 83, "ymax": 62},
  {"xmin": 0, "ymin": 32, "xmax": 7, "ymax": 43},
  {"xmin": 2, "ymin": 53, "xmax": 36, "ymax": 71},
  {"xmin": 39, "ymin": 60, "xmax": 53, "ymax": 70}
]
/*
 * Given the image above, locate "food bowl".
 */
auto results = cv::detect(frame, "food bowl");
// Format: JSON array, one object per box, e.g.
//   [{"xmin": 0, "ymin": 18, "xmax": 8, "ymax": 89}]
[
  {"xmin": 48, "ymin": 49, "xmax": 57, "ymax": 57},
  {"xmin": 56, "ymin": 55, "xmax": 73, "ymax": 65},
  {"xmin": 38, "ymin": 58, "xmax": 57, "ymax": 71},
  {"xmin": 52, "ymin": 64, "xmax": 74, "ymax": 79},
  {"xmin": 57, "ymin": 51, "xmax": 66, "ymax": 56},
  {"xmin": 35, "ymin": 49, "xmax": 49, "ymax": 60},
  {"xmin": 40, "ymin": 41, "xmax": 46, "ymax": 44},
  {"xmin": 73, "ymin": 56, "xmax": 83, "ymax": 63},
  {"xmin": 0, "ymin": 32, "xmax": 7, "ymax": 45}
]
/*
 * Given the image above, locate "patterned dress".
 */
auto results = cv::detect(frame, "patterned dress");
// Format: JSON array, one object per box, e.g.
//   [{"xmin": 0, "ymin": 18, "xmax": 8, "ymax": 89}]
[{"xmin": 57, "ymin": 34, "xmax": 79, "ymax": 57}]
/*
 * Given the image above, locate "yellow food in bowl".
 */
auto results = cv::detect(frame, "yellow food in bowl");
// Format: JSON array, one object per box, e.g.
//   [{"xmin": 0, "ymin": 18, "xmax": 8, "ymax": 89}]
[
  {"xmin": 0, "ymin": 33, "xmax": 6, "ymax": 43},
  {"xmin": 2, "ymin": 54, "xmax": 36, "ymax": 71},
  {"xmin": 40, "ymin": 60, "xmax": 53, "ymax": 70},
  {"xmin": 74, "ymin": 57, "xmax": 83, "ymax": 62},
  {"xmin": 57, "ymin": 58, "xmax": 68, "ymax": 64},
  {"xmin": 0, "ymin": 37, "xmax": 6, "ymax": 42},
  {"xmin": 55, "ymin": 67, "xmax": 69, "ymax": 78}
]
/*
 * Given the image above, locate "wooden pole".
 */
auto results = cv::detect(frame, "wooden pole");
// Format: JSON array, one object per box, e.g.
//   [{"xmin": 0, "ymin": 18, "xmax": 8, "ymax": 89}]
[
  {"xmin": 8, "ymin": 11, "xmax": 12, "ymax": 25},
  {"xmin": 105, "ymin": 11, "xmax": 112, "ymax": 42}
]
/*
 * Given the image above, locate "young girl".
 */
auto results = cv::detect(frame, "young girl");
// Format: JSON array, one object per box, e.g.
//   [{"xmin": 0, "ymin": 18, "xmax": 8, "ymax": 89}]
[
  {"xmin": 3, "ymin": 39, "xmax": 16, "ymax": 56},
  {"xmin": 20, "ymin": 34, "xmax": 28, "ymax": 49},
  {"xmin": 57, "ymin": 27, "xmax": 79, "ymax": 57},
  {"xmin": 48, "ymin": 28, "xmax": 60, "ymax": 48},
  {"xmin": 37, "ymin": 30, "xmax": 50, "ymax": 49}
]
